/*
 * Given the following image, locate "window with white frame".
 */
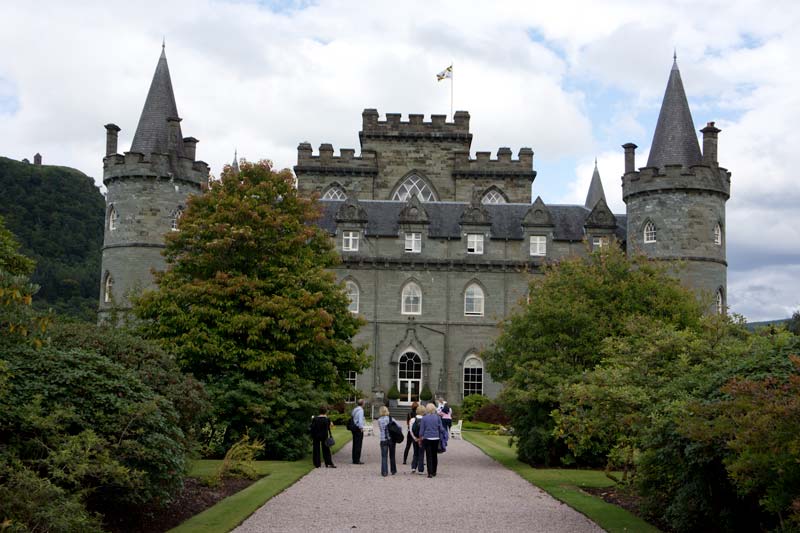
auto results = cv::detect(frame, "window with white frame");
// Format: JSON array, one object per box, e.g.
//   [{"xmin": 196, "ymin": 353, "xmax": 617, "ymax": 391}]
[
  {"xmin": 322, "ymin": 185, "xmax": 346, "ymax": 200},
  {"xmin": 716, "ymin": 289, "xmax": 724, "ymax": 315},
  {"xmin": 643, "ymin": 221, "xmax": 656, "ymax": 243},
  {"xmin": 463, "ymin": 356, "xmax": 484, "ymax": 397},
  {"xmin": 108, "ymin": 206, "xmax": 118, "ymax": 231},
  {"xmin": 592, "ymin": 236, "xmax": 609, "ymax": 250},
  {"xmin": 170, "ymin": 207, "xmax": 183, "ymax": 231},
  {"xmin": 401, "ymin": 282, "xmax": 422, "ymax": 315},
  {"xmin": 467, "ymin": 233, "xmax": 484, "ymax": 254},
  {"xmin": 342, "ymin": 230, "xmax": 359, "ymax": 251},
  {"xmin": 392, "ymin": 175, "xmax": 437, "ymax": 202},
  {"xmin": 529, "ymin": 235, "xmax": 546, "ymax": 256},
  {"xmin": 481, "ymin": 190, "xmax": 506, "ymax": 204},
  {"xmin": 714, "ymin": 223, "xmax": 722, "ymax": 245},
  {"xmin": 345, "ymin": 281, "xmax": 359, "ymax": 314},
  {"xmin": 405, "ymin": 232, "xmax": 421, "ymax": 253},
  {"xmin": 345, "ymin": 370, "xmax": 357, "ymax": 402},
  {"xmin": 103, "ymin": 273, "xmax": 113, "ymax": 303},
  {"xmin": 464, "ymin": 284, "xmax": 484, "ymax": 316}
]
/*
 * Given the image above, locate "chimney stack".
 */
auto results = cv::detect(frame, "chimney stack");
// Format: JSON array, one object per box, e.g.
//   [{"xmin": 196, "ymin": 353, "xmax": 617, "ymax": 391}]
[
  {"xmin": 33, "ymin": 153, "xmax": 42, "ymax": 166},
  {"xmin": 700, "ymin": 122, "xmax": 721, "ymax": 165},
  {"xmin": 622, "ymin": 143, "xmax": 637, "ymax": 173},
  {"xmin": 105, "ymin": 124, "xmax": 121, "ymax": 156},
  {"xmin": 183, "ymin": 137, "xmax": 198, "ymax": 161}
]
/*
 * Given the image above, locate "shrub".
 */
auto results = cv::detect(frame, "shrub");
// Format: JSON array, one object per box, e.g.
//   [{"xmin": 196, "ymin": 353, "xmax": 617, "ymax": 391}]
[
  {"xmin": 473, "ymin": 403, "xmax": 510, "ymax": 425},
  {"xmin": 419, "ymin": 384, "xmax": 433, "ymax": 402},
  {"xmin": 387, "ymin": 384, "xmax": 400, "ymax": 400},
  {"xmin": 212, "ymin": 435, "xmax": 265, "ymax": 484},
  {"xmin": 461, "ymin": 394, "xmax": 491, "ymax": 421},
  {"xmin": 328, "ymin": 412, "xmax": 350, "ymax": 426}
]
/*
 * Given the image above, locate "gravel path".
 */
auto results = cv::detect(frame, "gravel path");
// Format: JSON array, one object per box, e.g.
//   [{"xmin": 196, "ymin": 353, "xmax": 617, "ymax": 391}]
[{"xmin": 234, "ymin": 424, "xmax": 603, "ymax": 533}]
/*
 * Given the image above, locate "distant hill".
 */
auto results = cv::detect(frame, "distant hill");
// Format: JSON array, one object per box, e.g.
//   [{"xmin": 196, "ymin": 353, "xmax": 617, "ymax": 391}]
[
  {"xmin": 0, "ymin": 156, "xmax": 104, "ymax": 321},
  {"xmin": 746, "ymin": 318, "xmax": 790, "ymax": 332}
]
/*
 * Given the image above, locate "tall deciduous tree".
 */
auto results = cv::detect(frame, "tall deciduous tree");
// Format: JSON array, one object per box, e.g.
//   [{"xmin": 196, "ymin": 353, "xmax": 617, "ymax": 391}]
[
  {"xmin": 134, "ymin": 161, "xmax": 367, "ymax": 457},
  {"xmin": 484, "ymin": 244, "xmax": 704, "ymax": 464}
]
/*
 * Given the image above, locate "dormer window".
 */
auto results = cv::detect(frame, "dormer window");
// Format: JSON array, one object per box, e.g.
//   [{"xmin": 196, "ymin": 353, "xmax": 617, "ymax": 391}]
[
  {"xmin": 467, "ymin": 234, "xmax": 484, "ymax": 254},
  {"xmin": 342, "ymin": 231, "xmax": 359, "ymax": 252},
  {"xmin": 643, "ymin": 221, "xmax": 656, "ymax": 243},
  {"xmin": 405, "ymin": 232, "xmax": 421, "ymax": 253},
  {"xmin": 170, "ymin": 207, "xmax": 183, "ymax": 231},
  {"xmin": 714, "ymin": 223, "xmax": 722, "ymax": 245},
  {"xmin": 530, "ymin": 235, "xmax": 546, "ymax": 256},
  {"xmin": 592, "ymin": 236, "xmax": 609, "ymax": 250},
  {"xmin": 108, "ymin": 206, "xmax": 118, "ymax": 231}
]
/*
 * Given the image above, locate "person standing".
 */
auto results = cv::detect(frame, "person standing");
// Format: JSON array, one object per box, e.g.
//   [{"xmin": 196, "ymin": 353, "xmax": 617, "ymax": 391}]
[
  {"xmin": 310, "ymin": 406, "xmax": 336, "ymax": 468},
  {"xmin": 417, "ymin": 402, "xmax": 444, "ymax": 478},
  {"xmin": 409, "ymin": 404, "xmax": 425, "ymax": 474},
  {"xmin": 403, "ymin": 401, "xmax": 418, "ymax": 464},
  {"xmin": 351, "ymin": 398, "xmax": 365, "ymax": 464},
  {"xmin": 440, "ymin": 400, "xmax": 453, "ymax": 434},
  {"xmin": 377, "ymin": 405, "xmax": 398, "ymax": 477}
]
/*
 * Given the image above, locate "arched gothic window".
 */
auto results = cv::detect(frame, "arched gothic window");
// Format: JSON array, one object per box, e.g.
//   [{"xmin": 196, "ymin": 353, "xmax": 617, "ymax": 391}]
[
  {"xmin": 170, "ymin": 207, "xmax": 183, "ymax": 231},
  {"xmin": 345, "ymin": 280, "xmax": 359, "ymax": 314},
  {"xmin": 322, "ymin": 185, "xmax": 346, "ymax": 200},
  {"xmin": 392, "ymin": 175, "xmax": 436, "ymax": 202},
  {"xmin": 464, "ymin": 283, "xmax": 484, "ymax": 316},
  {"xmin": 714, "ymin": 223, "xmax": 722, "ymax": 246},
  {"xmin": 103, "ymin": 273, "xmax": 114, "ymax": 303},
  {"xmin": 481, "ymin": 189, "xmax": 506, "ymax": 204},
  {"xmin": 463, "ymin": 356, "xmax": 484, "ymax": 397},
  {"xmin": 108, "ymin": 205, "xmax": 119, "ymax": 231},
  {"xmin": 643, "ymin": 221, "xmax": 656, "ymax": 243},
  {"xmin": 401, "ymin": 282, "xmax": 422, "ymax": 315},
  {"xmin": 716, "ymin": 289, "xmax": 724, "ymax": 315}
]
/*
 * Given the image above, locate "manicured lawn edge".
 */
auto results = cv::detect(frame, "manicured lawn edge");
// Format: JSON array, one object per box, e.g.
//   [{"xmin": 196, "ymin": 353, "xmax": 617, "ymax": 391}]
[
  {"xmin": 463, "ymin": 431, "xmax": 660, "ymax": 533},
  {"xmin": 169, "ymin": 427, "xmax": 352, "ymax": 533}
]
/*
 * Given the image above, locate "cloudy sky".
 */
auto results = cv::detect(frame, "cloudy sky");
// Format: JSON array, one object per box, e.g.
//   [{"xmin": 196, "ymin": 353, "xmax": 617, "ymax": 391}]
[{"xmin": 1, "ymin": 0, "xmax": 798, "ymax": 321}]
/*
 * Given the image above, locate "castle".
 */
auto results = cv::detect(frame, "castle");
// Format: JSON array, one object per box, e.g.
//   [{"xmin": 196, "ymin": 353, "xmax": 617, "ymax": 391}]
[{"xmin": 99, "ymin": 47, "xmax": 730, "ymax": 403}]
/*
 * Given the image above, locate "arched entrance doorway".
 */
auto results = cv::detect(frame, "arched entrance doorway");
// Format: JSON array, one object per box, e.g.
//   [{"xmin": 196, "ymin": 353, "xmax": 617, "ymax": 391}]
[{"xmin": 397, "ymin": 352, "xmax": 422, "ymax": 405}]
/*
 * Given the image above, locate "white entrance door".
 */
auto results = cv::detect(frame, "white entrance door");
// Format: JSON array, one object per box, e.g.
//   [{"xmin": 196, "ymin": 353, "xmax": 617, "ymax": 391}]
[{"xmin": 398, "ymin": 352, "xmax": 422, "ymax": 405}]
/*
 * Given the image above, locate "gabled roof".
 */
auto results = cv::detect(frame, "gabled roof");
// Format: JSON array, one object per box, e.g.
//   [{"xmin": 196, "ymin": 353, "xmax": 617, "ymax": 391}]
[
  {"xmin": 646, "ymin": 57, "xmax": 702, "ymax": 169},
  {"xmin": 584, "ymin": 160, "xmax": 606, "ymax": 209},
  {"xmin": 130, "ymin": 46, "xmax": 183, "ymax": 157}
]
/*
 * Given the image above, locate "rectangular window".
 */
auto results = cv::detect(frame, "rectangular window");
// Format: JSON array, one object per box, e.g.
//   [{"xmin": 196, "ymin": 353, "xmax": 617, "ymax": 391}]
[
  {"xmin": 346, "ymin": 371, "xmax": 357, "ymax": 402},
  {"xmin": 342, "ymin": 231, "xmax": 359, "ymax": 251},
  {"xmin": 592, "ymin": 236, "xmax": 609, "ymax": 251},
  {"xmin": 529, "ymin": 235, "xmax": 546, "ymax": 256},
  {"xmin": 405, "ymin": 232, "xmax": 421, "ymax": 253},
  {"xmin": 467, "ymin": 233, "xmax": 484, "ymax": 254},
  {"xmin": 463, "ymin": 367, "xmax": 483, "ymax": 397}
]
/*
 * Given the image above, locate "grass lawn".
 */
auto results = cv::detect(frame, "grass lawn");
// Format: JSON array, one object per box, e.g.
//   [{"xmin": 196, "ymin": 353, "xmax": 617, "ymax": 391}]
[
  {"xmin": 464, "ymin": 431, "xmax": 660, "ymax": 533},
  {"xmin": 168, "ymin": 426, "xmax": 352, "ymax": 533}
]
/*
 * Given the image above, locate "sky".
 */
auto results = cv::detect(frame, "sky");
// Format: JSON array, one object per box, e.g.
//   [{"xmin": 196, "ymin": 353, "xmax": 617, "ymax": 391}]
[{"xmin": 0, "ymin": 0, "xmax": 798, "ymax": 321}]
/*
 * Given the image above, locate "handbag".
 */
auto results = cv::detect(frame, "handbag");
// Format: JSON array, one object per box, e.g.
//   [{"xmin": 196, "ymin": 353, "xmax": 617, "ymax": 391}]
[{"xmin": 325, "ymin": 428, "xmax": 335, "ymax": 448}]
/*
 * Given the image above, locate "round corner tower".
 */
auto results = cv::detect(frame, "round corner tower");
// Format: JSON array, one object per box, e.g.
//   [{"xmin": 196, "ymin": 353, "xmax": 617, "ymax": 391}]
[
  {"xmin": 98, "ymin": 46, "xmax": 208, "ymax": 321},
  {"xmin": 622, "ymin": 58, "xmax": 731, "ymax": 313}
]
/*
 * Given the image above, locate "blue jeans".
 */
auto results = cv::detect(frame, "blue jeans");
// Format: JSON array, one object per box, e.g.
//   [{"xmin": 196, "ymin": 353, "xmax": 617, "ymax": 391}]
[
  {"xmin": 411, "ymin": 440, "xmax": 424, "ymax": 472},
  {"xmin": 380, "ymin": 440, "xmax": 397, "ymax": 476}
]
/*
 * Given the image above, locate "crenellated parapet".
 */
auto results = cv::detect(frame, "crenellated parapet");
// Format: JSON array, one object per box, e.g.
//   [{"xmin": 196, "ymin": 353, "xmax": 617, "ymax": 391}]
[
  {"xmin": 622, "ymin": 163, "xmax": 731, "ymax": 202},
  {"xmin": 452, "ymin": 147, "xmax": 535, "ymax": 179},
  {"xmin": 103, "ymin": 151, "xmax": 209, "ymax": 186},
  {"xmin": 294, "ymin": 142, "xmax": 378, "ymax": 176},
  {"xmin": 359, "ymin": 109, "xmax": 472, "ymax": 143}
]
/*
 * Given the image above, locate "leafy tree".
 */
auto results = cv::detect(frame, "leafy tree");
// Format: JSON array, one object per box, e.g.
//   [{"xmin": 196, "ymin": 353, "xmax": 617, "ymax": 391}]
[
  {"xmin": 134, "ymin": 160, "xmax": 367, "ymax": 457},
  {"xmin": 788, "ymin": 310, "xmax": 800, "ymax": 336},
  {"xmin": 484, "ymin": 244, "xmax": 703, "ymax": 464}
]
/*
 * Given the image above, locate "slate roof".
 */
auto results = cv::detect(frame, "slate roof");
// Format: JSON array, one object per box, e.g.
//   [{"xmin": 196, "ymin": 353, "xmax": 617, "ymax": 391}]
[
  {"xmin": 130, "ymin": 46, "xmax": 184, "ymax": 157},
  {"xmin": 319, "ymin": 200, "xmax": 626, "ymax": 242},
  {"xmin": 646, "ymin": 58, "xmax": 702, "ymax": 169},
  {"xmin": 584, "ymin": 161, "xmax": 606, "ymax": 209}
]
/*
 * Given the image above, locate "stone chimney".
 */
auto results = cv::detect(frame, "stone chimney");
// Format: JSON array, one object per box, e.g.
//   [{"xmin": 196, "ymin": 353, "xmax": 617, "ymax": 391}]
[
  {"xmin": 183, "ymin": 137, "xmax": 198, "ymax": 161},
  {"xmin": 33, "ymin": 153, "xmax": 42, "ymax": 166},
  {"xmin": 623, "ymin": 143, "xmax": 637, "ymax": 173},
  {"xmin": 700, "ymin": 122, "xmax": 721, "ymax": 165},
  {"xmin": 105, "ymin": 124, "xmax": 121, "ymax": 156}
]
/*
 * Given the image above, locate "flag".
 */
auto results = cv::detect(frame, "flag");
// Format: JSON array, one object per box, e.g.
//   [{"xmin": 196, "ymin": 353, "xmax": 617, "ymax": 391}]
[{"xmin": 436, "ymin": 65, "xmax": 452, "ymax": 81}]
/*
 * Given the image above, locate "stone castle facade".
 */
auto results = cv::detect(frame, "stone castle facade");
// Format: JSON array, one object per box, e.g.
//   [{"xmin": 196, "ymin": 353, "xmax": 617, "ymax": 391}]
[{"xmin": 99, "ymin": 48, "xmax": 730, "ymax": 404}]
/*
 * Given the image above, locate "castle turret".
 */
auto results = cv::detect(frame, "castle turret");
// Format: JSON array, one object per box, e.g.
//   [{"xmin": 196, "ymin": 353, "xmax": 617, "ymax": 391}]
[
  {"xmin": 584, "ymin": 159, "xmax": 606, "ymax": 209},
  {"xmin": 98, "ymin": 45, "xmax": 208, "ymax": 321},
  {"xmin": 622, "ymin": 56, "xmax": 730, "ymax": 313}
]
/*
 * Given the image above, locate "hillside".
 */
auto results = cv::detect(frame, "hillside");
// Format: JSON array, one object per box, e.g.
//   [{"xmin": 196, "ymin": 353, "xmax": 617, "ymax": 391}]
[{"xmin": 0, "ymin": 156, "xmax": 104, "ymax": 321}]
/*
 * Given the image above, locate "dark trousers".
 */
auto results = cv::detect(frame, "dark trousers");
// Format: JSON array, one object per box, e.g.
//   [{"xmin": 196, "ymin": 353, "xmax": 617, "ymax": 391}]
[
  {"xmin": 411, "ymin": 439, "xmax": 424, "ymax": 472},
  {"xmin": 403, "ymin": 432, "xmax": 414, "ymax": 463},
  {"xmin": 312, "ymin": 437, "xmax": 333, "ymax": 467},
  {"xmin": 380, "ymin": 440, "xmax": 397, "ymax": 476},
  {"xmin": 443, "ymin": 418, "xmax": 452, "ymax": 432},
  {"xmin": 424, "ymin": 439, "xmax": 439, "ymax": 476},
  {"xmin": 351, "ymin": 429, "xmax": 363, "ymax": 463}
]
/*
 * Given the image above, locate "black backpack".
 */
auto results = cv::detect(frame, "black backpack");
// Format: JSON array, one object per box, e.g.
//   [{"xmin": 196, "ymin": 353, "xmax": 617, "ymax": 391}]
[
  {"xmin": 346, "ymin": 415, "xmax": 356, "ymax": 431},
  {"xmin": 387, "ymin": 417, "xmax": 404, "ymax": 444}
]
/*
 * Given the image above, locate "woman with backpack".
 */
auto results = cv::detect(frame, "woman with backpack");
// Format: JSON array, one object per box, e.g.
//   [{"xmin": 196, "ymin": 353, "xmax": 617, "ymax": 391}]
[
  {"xmin": 417, "ymin": 402, "xmax": 445, "ymax": 478},
  {"xmin": 403, "ymin": 401, "xmax": 419, "ymax": 464},
  {"xmin": 377, "ymin": 405, "xmax": 398, "ymax": 477},
  {"xmin": 409, "ymin": 404, "xmax": 426, "ymax": 474}
]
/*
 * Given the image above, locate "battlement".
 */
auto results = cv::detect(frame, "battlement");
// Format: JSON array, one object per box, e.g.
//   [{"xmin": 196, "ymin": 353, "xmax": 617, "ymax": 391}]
[
  {"xmin": 294, "ymin": 142, "xmax": 378, "ymax": 176},
  {"xmin": 622, "ymin": 163, "xmax": 731, "ymax": 202},
  {"xmin": 103, "ymin": 151, "xmax": 209, "ymax": 186},
  {"xmin": 452, "ymin": 147, "xmax": 535, "ymax": 178},
  {"xmin": 359, "ymin": 109, "xmax": 472, "ymax": 141}
]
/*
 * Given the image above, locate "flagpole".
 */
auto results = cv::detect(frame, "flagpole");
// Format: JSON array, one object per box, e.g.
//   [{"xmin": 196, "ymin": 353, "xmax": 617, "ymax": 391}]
[{"xmin": 450, "ymin": 62, "xmax": 454, "ymax": 121}]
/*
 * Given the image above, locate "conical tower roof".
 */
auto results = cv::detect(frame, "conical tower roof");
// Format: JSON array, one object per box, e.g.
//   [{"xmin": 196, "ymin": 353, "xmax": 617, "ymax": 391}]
[
  {"xmin": 584, "ymin": 159, "xmax": 606, "ymax": 209},
  {"xmin": 232, "ymin": 149, "xmax": 240, "ymax": 173},
  {"xmin": 646, "ymin": 56, "xmax": 701, "ymax": 169},
  {"xmin": 130, "ymin": 45, "xmax": 183, "ymax": 156}
]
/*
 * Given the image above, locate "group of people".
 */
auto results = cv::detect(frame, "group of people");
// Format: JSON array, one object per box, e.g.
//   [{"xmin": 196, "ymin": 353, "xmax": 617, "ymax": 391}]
[{"xmin": 310, "ymin": 397, "xmax": 452, "ymax": 478}]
